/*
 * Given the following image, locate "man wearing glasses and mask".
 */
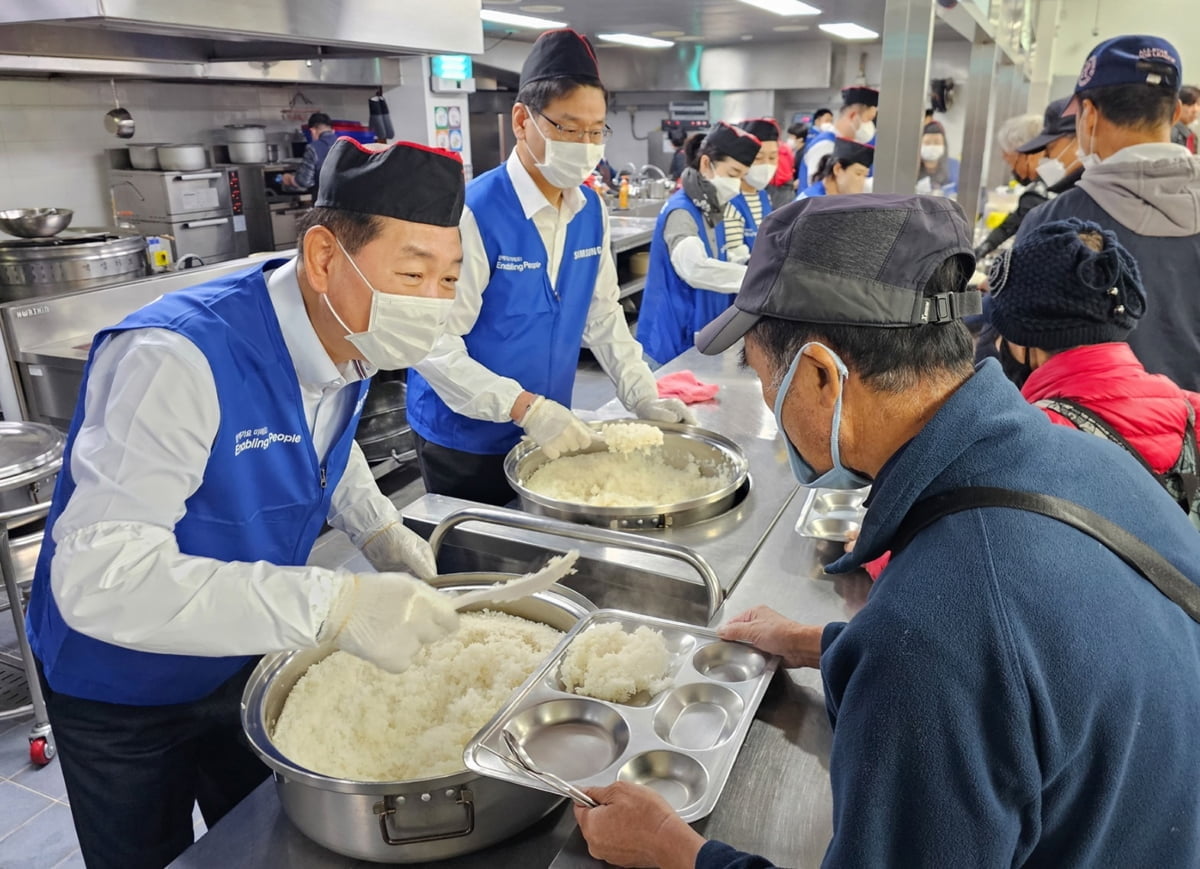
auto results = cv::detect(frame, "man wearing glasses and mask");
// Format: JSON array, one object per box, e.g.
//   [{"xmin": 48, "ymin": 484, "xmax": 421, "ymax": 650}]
[{"xmin": 407, "ymin": 28, "xmax": 693, "ymax": 506}]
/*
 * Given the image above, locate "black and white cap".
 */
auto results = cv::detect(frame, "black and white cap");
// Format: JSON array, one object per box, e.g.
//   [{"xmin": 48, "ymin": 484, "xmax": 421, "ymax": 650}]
[{"xmin": 315, "ymin": 138, "xmax": 465, "ymax": 227}]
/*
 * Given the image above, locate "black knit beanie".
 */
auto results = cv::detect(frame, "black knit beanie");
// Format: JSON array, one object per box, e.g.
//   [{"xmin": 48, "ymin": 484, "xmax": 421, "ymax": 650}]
[{"xmin": 988, "ymin": 218, "xmax": 1146, "ymax": 350}]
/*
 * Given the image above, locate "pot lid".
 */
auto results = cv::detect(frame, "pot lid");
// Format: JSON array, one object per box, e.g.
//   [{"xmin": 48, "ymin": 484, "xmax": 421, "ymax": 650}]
[{"xmin": 0, "ymin": 421, "xmax": 64, "ymax": 479}]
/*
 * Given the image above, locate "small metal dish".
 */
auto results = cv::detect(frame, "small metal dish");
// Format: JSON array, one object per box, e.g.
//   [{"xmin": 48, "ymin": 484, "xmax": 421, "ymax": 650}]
[
  {"xmin": 0, "ymin": 208, "xmax": 74, "ymax": 239},
  {"xmin": 814, "ymin": 491, "xmax": 867, "ymax": 513},
  {"xmin": 805, "ymin": 516, "xmax": 861, "ymax": 541},
  {"xmin": 691, "ymin": 642, "xmax": 768, "ymax": 682},
  {"xmin": 505, "ymin": 698, "xmax": 630, "ymax": 781},
  {"xmin": 617, "ymin": 750, "xmax": 709, "ymax": 811},
  {"xmin": 652, "ymin": 683, "xmax": 744, "ymax": 750}
]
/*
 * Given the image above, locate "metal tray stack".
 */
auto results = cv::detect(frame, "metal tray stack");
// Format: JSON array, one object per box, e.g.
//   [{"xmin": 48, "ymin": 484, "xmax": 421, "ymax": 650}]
[
  {"xmin": 795, "ymin": 488, "xmax": 869, "ymax": 541},
  {"xmin": 464, "ymin": 609, "xmax": 778, "ymax": 822}
]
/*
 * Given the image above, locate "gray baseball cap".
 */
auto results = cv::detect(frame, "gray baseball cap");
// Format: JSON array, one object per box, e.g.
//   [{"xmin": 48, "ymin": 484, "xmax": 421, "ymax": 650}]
[{"xmin": 696, "ymin": 194, "xmax": 980, "ymax": 355}]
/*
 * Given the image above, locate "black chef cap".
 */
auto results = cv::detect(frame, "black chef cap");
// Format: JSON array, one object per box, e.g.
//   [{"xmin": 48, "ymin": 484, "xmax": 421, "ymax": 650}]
[
  {"xmin": 833, "ymin": 137, "xmax": 875, "ymax": 168},
  {"xmin": 841, "ymin": 86, "xmax": 880, "ymax": 108},
  {"xmin": 520, "ymin": 29, "xmax": 602, "ymax": 89},
  {"xmin": 704, "ymin": 122, "xmax": 762, "ymax": 167},
  {"xmin": 739, "ymin": 118, "xmax": 781, "ymax": 142},
  {"xmin": 315, "ymin": 138, "xmax": 464, "ymax": 227}
]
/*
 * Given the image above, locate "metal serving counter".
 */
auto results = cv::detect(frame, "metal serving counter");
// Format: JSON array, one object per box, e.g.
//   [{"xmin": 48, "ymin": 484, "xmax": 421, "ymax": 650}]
[{"xmin": 172, "ymin": 347, "xmax": 870, "ymax": 869}]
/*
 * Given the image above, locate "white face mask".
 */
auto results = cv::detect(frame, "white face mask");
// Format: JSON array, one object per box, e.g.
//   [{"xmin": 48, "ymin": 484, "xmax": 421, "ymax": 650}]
[
  {"xmin": 1036, "ymin": 156, "xmax": 1067, "ymax": 187},
  {"xmin": 324, "ymin": 238, "xmax": 454, "ymax": 370},
  {"xmin": 818, "ymin": 122, "xmax": 835, "ymax": 133},
  {"xmin": 1077, "ymin": 108, "xmax": 1102, "ymax": 171},
  {"xmin": 709, "ymin": 174, "xmax": 743, "ymax": 204},
  {"xmin": 854, "ymin": 120, "xmax": 876, "ymax": 143},
  {"xmin": 524, "ymin": 108, "xmax": 606, "ymax": 190},
  {"xmin": 920, "ymin": 144, "xmax": 945, "ymax": 162},
  {"xmin": 744, "ymin": 163, "xmax": 776, "ymax": 190}
]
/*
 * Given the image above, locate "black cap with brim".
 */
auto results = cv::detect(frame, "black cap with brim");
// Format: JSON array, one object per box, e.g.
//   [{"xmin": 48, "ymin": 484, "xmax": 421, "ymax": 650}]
[
  {"xmin": 705, "ymin": 121, "xmax": 762, "ymax": 167},
  {"xmin": 520, "ymin": 28, "xmax": 601, "ymax": 89},
  {"xmin": 833, "ymin": 137, "xmax": 875, "ymax": 168},
  {"xmin": 315, "ymin": 138, "xmax": 465, "ymax": 227},
  {"xmin": 1016, "ymin": 96, "xmax": 1076, "ymax": 154},
  {"xmin": 696, "ymin": 194, "xmax": 980, "ymax": 355}
]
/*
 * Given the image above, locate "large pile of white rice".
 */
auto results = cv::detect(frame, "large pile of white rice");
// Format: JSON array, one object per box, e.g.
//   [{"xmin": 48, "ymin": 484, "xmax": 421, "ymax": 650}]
[
  {"xmin": 560, "ymin": 623, "xmax": 672, "ymax": 703},
  {"xmin": 523, "ymin": 450, "xmax": 723, "ymax": 507},
  {"xmin": 272, "ymin": 612, "xmax": 563, "ymax": 781}
]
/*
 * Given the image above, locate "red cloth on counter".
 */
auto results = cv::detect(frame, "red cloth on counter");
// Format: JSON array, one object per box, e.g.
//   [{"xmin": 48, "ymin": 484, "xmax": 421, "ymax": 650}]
[
  {"xmin": 1021, "ymin": 343, "xmax": 1200, "ymax": 474},
  {"xmin": 656, "ymin": 370, "xmax": 720, "ymax": 404}
]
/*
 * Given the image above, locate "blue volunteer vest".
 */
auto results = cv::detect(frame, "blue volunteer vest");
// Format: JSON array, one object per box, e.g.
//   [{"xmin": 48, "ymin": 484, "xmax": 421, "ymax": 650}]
[
  {"xmin": 26, "ymin": 262, "xmax": 370, "ymax": 706},
  {"xmin": 637, "ymin": 189, "xmax": 732, "ymax": 366},
  {"xmin": 728, "ymin": 189, "xmax": 773, "ymax": 250},
  {"xmin": 406, "ymin": 166, "xmax": 605, "ymax": 455},
  {"xmin": 797, "ymin": 181, "xmax": 827, "ymax": 200},
  {"xmin": 803, "ymin": 129, "xmax": 837, "ymax": 182}
]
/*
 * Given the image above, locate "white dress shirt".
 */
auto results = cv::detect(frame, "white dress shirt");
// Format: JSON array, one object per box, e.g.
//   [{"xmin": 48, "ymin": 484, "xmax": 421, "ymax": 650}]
[
  {"xmin": 413, "ymin": 150, "xmax": 658, "ymax": 423},
  {"xmin": 50, "ymin": 259, "xmax": 397, "ymax": 656}
]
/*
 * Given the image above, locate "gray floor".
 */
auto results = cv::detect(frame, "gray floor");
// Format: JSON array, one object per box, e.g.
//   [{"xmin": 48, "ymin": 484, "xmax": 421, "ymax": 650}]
[{"xmin": 0, "ymin": 602, "xmax": 206, "ymax": 868}]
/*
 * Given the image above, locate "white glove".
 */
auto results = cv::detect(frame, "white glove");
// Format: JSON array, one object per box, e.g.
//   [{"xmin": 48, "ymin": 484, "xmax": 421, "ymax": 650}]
[
  {"xmin": 727, "ymin": 244, "xmax": 752, "ymax": 265},
  {"xmin": 519, "ymin": 396, "xmax": 595, "ymax": 460},
  {"xmin": 319, "ymin": 573, "xmax": 459, "ymax": 673},
  {"xmin": 360, "ymin": 519, "xmax": 437, "ymax": 580},
  {"xmin": 635, "ymin": 396, "xmax": 698, "ymax": 426}
]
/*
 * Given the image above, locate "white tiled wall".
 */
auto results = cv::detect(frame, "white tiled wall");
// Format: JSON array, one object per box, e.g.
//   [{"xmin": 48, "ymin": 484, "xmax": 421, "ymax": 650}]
[{"xmin": 0, "ymin": 78, "xmax": 380, "ymax": 226}]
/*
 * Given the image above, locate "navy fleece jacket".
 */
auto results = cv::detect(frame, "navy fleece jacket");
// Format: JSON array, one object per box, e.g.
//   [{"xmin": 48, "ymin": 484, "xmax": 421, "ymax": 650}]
[{"xmin": 698, "ymin": 360, "xmax": 1200, "ymax": 869}]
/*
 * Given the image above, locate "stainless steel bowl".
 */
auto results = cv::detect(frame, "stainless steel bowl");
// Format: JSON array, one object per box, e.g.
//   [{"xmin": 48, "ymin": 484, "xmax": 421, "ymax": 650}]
[
  {"xmin": 241, "ymin": 575, "xmax": 593, "ymax": 863},
  {"xmin": 0, "ymin": 208, "xmax": 74, "ymax": 239},
  {"xmin": 504, "ymin": 420, "xmax": 750, "ymax": 530}
]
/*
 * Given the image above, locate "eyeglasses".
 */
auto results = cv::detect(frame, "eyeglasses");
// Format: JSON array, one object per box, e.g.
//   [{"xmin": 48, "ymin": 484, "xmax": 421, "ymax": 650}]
[{"xmin": 531, "ymin": 106, "xmax": 613, "ymax": 144}]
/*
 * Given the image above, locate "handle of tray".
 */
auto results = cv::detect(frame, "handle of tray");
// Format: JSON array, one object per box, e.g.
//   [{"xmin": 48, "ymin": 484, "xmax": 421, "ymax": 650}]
[{"xmin": 427, "ymin": 505, "xmax": 724, "ymax": 622}]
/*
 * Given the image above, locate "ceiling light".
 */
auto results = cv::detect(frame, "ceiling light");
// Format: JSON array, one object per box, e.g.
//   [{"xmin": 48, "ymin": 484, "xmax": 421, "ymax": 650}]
[
  {"xmin": 520, "ymin": 4, "xmax": 564, "ymax": 12},
  {"xmin": 480, "ymin": 9, "xmax": 567, "ymax": 28},
  {"xmin": 652, "ymin": 30, "xmax": 687, "ymax": 38},
  {"xmin": 735, "ymin": 0, "xmax": 821, "ymax": 16},
  {"xmin": 482, "ymin": 0, "xmax": 521, "ymax": 4},
  {"xmin": 740, "ymin": 34, "xmax": 754, "ymax": 40},
  {"xmin": 819, "ymin": 22, "xmax": 880, "ymax": 39},
  {"xmin": 773, "ymin": 23, "xmax": 810, "ymax": 32},
  {"xmin": 597, "ymin": 33, "xmax": 675, "ymax": 48}
]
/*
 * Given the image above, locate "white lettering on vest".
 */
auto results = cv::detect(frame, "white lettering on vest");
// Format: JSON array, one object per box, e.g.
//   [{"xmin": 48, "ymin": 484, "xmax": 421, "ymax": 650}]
[
  {"xmin": 234, "ymin": 427, "xmax": 303, "ymax": 456},
  {"xmin": 495, "ymin": 254, "xmax": 544, "ymax": 272},
  {"xmin": 573, "ymin": 246, "xmax": 604, "ymax": 260}
]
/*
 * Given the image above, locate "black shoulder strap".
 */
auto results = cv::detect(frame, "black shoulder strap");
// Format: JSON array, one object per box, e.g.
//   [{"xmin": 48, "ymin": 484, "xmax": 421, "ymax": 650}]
[
  {"xmin": 1036, "ymin": 398, "xmax": 1161, "ymax": 480},
  {"xmin": 892, "ymin": 486, "xmax": 1200, "ymax": 624}
]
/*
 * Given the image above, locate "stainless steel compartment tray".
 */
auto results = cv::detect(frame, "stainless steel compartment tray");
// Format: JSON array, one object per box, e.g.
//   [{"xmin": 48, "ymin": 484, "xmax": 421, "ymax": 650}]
[
  {"xmin": 794, "ymin": 486, "xmax": 870, "ymax": 541},
  {"xmin": 463, "ymin": 609, "xmax": 778, "ymax": 823}
]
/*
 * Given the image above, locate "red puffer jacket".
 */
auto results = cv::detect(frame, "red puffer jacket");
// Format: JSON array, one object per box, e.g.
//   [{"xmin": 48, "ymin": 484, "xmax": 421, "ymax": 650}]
[{"xmin": 1021, "ymin": 342, "xmax": 1200, "ymax": 473}]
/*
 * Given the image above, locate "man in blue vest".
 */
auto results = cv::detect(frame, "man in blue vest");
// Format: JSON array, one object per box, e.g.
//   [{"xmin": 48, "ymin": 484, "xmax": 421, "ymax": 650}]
[
  {"xmin": 25, "ymin": 139, "xmax": 466, "ymax": 869},
  {"xmin": 801, "ymin": 86, "xmax": 878, "ymax": 186},
  {"xmin": 282, "ymin": 111, "xmax": 337, "ymax": 193},
  {"xmin": 407, "ymin": 29, "xmax": 694, "ymax": 506}
]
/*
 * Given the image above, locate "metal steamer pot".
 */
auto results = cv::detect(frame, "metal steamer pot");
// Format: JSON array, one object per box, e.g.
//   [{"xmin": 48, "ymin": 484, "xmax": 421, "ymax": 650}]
[
  {"xmin": 354, "ymin": 377, "xmax": 414, "ymax": 465},
  {"xmin": 242, "ymin": 576, "xmax": 594, "ymax": 863},
  {"xmin": 504, "ymin": 420, "xmax": 750, "ymax": 530},
  {"xmin": 0, "ymin": 422, "xmax": 64, "ymax": 528}
]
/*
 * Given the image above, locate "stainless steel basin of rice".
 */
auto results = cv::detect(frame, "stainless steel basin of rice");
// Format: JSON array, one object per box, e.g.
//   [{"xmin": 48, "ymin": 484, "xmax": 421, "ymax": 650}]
[{"xmin": 504, "ymin": 420, "xmax": 750, "ymax": 530}]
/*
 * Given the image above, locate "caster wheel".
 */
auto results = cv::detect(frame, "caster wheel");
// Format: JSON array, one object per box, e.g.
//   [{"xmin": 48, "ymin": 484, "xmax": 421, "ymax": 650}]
[{"xmin": 30, "ymin": 737, "xmax": 55, "ymax": 766}]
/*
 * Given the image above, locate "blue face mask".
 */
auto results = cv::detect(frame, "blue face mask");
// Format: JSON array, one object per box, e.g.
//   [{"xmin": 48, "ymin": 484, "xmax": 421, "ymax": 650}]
[{"xmin": 773, "ymin": 342, "xmax": 873, "ymax": 491}]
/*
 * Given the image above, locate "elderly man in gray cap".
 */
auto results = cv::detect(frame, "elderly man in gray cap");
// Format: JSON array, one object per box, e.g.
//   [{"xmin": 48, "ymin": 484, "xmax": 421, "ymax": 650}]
[{"xmin": 574, "ymin": 195, "xmax": 1200, "ymax": 869}]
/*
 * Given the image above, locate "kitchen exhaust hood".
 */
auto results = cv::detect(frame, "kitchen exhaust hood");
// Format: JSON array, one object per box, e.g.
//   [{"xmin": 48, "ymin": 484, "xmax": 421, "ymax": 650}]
[{"xmin": 0, "ymin": 0, "xmax": 484, "ymax": 64}]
